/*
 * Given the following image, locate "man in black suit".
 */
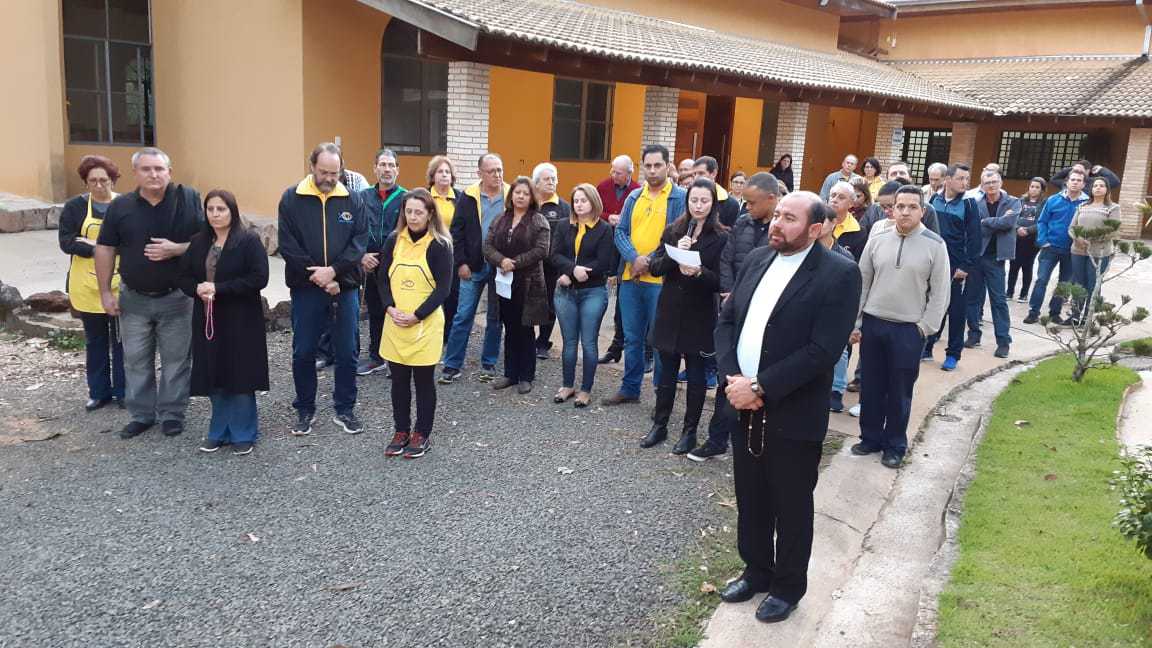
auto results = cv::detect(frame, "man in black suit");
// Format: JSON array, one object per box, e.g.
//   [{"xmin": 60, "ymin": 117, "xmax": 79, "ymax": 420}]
[{"xmin": 714, "ymin": 191, "xmax": 862, "ymax": 623}]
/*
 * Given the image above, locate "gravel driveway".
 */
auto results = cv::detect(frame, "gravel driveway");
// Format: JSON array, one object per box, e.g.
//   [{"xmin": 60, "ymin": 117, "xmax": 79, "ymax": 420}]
[{"xmin": 0, "ymin": 327, "xmax": 733, "ymax": 647}]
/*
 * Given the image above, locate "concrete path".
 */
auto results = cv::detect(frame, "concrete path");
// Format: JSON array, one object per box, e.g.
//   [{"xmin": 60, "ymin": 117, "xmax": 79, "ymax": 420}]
[
  {"xmin": 0, "ymin": 230, "xmax": 290, "ymax": 305},
  {"xmin": 699, "ymin": 254, "xmax": 1152, "ymax": 648},
  {"xmin": 1119, "ymin": 370, "xmax": 1152, "ymax": 451}
]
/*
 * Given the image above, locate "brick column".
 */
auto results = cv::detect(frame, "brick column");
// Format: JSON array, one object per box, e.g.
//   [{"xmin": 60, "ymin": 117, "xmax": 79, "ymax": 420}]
[
  {"xmin": 446, "ymin": 62, "xmax": 491, "ymax": 188},
  {"xmin": 642, "ymin": 86, "xmax": 679, "ymax": 152},
  {"xmin": 949, "ymin": 122, "xmax": 978, "ymax": 166},
  {"xmin": 1117, "ymin": 127, "xmax": 1152, "ymax": 239},
  {"xmin": 873, "ymin": 113, "xmax": 905, "ymax": 170},
  {"xmin": 774, "ymin": 101, "xmax": 809, "ymax": 190}
]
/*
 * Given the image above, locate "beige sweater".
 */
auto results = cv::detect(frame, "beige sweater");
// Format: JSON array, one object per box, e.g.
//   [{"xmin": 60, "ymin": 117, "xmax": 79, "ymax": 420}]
[
  {"xmin": 856, "ymin": 223, "xmax": 952, "ymax": 337},
  {"xmin": 1069, "ymin": 202, "xmax": 1121, "ymax": 257}
]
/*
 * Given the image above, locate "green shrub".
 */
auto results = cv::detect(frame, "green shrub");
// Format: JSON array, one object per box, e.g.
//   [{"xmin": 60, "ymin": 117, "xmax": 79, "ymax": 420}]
[{"xmin": 1112, "ymin": 445, "xmax": 1152, "ymax": 560}]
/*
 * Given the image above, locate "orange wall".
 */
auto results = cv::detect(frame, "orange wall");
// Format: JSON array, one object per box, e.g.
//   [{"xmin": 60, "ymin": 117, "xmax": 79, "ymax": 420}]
[
  {"xmin": 581, "ymin": 0, "xmax": 840, "ymax": 52},
  {"xmin": 1, "ymin": 0, "xmax": 67, "ymax": 201},
  {"xmin": 301, "ymin": 0, "xmax": 391, "ymax": 191},
  {"xmin": 489, "ymin": 66, "xmax": 645, "ymax": 196},
  {"xmin": 728, "ymin": 97, "xmax": 773, "ymax": 178},
  {"xmin": 877, "ymin": 5, "xmax": 1146, "ymax": 59}
]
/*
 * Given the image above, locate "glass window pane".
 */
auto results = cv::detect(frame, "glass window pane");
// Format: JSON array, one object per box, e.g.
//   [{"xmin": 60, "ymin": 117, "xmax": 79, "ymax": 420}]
[
  {"xmin": 63, "ymin": 0, "xmax": 107, "ymax": 38},
  {"xmin": 551, "ymin": 119, "xmax": 580, "ymax": 159},
  {"xmin": 585, "ymin": 83, "xmax": 611, "ymax": 123},
  {"xmin": 381, "ymin": 55, "xmax": 423, "ymax": 150},
  {"xmin": 757, "ymin": 101, "xmax": 779, "ymax": 167},
  {"xmin": 553, "ymin": 79, "xmax": 583, "ymax": 122},
  {"xmin": 64, "ymin": 38, "xmax": 106, "ymax": 91},
  {"xmin": 110, "ymin": 91, "xmax": 146, "ymax": 143},
  {"xmin": 67, "ymin": 90, "xmax": 105, "ymax": 142},
  {"xmin": 108, "ymin": 0, "xmax": 150, "ymax": 43},
  {"xmin": 382, "ymin": 19, "xmax": 418, "ymax": 55},
  {"xmin": 583, "ymin": 123, "xmax": 607, "ymax": 161},
  {"xmin": 108, "ymin": 43, "xmax": 148, "ymax": 93}
]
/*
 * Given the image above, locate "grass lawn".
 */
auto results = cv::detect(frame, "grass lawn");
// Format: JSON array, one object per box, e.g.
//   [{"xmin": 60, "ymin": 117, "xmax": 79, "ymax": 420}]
[{"xmin": 938, "ymin": 355, "xmax": 1152, "ymax": 647}]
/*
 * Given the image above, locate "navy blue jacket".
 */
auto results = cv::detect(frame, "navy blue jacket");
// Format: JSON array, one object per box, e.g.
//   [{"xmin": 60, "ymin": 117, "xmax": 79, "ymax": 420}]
[
  {"xmin": 928, "ymin": 191, "xmax": 981, "ymax": 274},
  {"xmin": 278, "ymin": 177, "xmax": 368, "ymax": 291},
  {"xmin": 359, "ymin": 184, "xmax": 406, "ymax": 254}
]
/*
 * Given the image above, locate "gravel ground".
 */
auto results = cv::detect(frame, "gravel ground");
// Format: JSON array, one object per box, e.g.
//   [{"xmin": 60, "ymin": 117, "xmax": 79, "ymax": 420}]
[{"xmin": 0, "ymin": 325, "xmax": 735, "ymax": 648}]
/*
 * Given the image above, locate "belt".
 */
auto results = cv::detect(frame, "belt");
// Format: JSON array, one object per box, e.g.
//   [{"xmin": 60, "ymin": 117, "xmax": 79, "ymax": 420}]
[{"xmin": 128, "ymin": 286, "xmax": 176, "ymax": 298}]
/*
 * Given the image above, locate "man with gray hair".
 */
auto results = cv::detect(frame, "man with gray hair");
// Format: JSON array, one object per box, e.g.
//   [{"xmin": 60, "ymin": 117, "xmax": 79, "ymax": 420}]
[
  {"xmin": 819, "ymin": 154, "xmax": 861, "ymax": 200},
  {"xmin": 964, "ymin": 170, "xmax": 1019, "ymax": 358},
  {"xmin": 95, "ymin": 147, "xmax": 203, "ymax": 440},
  {"xmin": 922, "ymin": 162, "xmax": 947, "ymax": 201},
  {"xmin": 532, "ymin": 161, "xmax": 572, "ymax": 358},
  {"xmin": 597, "ymin": 155, "xmax": 641, "ymax": 365}
]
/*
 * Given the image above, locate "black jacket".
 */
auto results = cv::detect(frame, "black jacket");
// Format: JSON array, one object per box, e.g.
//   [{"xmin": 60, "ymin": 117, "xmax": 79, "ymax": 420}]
[
  {"xmin": 1050, "ymin": 165, "xmax": 1120, "ymax": 191},
  {"xmin": 715, "ymin": 244, "xmax": 862, "ymax": 443},
  {"xmin": 718, "ymin": 196, "xmax": 741, "ymax": 229},
  {"xmin": 359, "ymin": 184, "xmax": 407, "ymax": 254},
  {"xmin": 549, "ymin": 218, "xmax": 616, "ymax": 289},
  {"xmin": 719, "ymin": 213, "xmax": 771, "ymax": 293},
  {"xmin": 450, "ymin": 183, "xmax": 508, "ymax": 274},
  {"xmin": 277, "ymin": 177, "xmax": 368, "ymax": 291},
  {"xmin": 649, "ymin": 225, "xmax": 727, "ymax": 355},
  {"xmin": 58, "ymin": 194, "xmax": 100, "ymax": 258},
  {"xmin": 177, "ymin": 229, "xmax": 270, "ymax": 396}
]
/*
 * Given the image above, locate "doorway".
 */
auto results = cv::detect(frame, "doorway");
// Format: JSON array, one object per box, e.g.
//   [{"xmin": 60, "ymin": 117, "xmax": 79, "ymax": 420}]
[{"xmin": 675, "ymin": 92, "xmax": 735, "ymax": 179}]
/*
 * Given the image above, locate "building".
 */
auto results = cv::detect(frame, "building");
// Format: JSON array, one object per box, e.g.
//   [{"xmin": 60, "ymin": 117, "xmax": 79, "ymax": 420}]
[{"xmin": 3, "ymin": 0, "xmax": 1150, "ymax": 236}]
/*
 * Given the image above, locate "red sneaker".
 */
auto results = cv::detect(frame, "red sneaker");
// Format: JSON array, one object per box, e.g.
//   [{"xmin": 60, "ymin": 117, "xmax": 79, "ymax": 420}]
[
  {"xmin": 403, "ymin": 432, "xmax": 429, "ymax": 459},
  {"xmin": 385, "ymin": 431, "xmax": 409, "ymax": 457}
]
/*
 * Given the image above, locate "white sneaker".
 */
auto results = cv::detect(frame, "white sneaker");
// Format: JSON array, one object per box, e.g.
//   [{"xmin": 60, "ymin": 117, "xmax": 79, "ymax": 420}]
[{"xmin": 848, "ymin": 404, "xmax": 861, "ymax": 418}]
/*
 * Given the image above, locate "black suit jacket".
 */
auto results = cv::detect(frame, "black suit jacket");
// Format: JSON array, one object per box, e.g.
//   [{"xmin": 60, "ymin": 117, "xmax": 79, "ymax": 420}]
[{"xmin": 714, "ymin": 243, "xmax": 862, "ymax": 443}]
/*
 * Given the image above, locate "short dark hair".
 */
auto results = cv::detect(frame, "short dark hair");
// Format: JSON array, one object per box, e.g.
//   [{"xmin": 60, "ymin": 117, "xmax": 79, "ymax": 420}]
[
  {"xmin": 894, "ymin": 185, "xmax": 924, "ymax": 207},
  {"xmin": 202, "ymin": 189, "xmax": 244, "ymax": 240},
  {"xmin": 1074, "ymin": 159, "xmax": 1092, "ymax": 169},
  {"xmin": 76, "ymin": 155, "xmax": 121, "ymax": 184},
  {"xmin": 641, "ymin": 144, "xmax": 670, "ymax": 164},
  {"xmin": 374, "ymin": 148, "xmax": 398, "ymax": 165},
  {"xmin": 863, "ymin": 157, "xmax": 882, "ymax": 176},
  {"xmin": 694, "ymin": 156, "xmax": 719, "ymax": 174},
  {"xmin": 745, "ymin": 172, "xmax": 780, "ymax": 196},
  {"xmin": 877, "ymin": 180, "xmax": 905, "ymax": 197},
  {"xmin": 730, "ymin": 170, "xmax": 747, "ymax": 181},
  {"xmin": 946, "ymin": 163, "xmax": 970, "ymax": 178},
  {"xmin": 1030, "ymin": 176, "xmax": 1048, "ymax": 190},
  {"xmin": 1067, "ymin": 168, "xmax": 1087, "ymax": 181}
]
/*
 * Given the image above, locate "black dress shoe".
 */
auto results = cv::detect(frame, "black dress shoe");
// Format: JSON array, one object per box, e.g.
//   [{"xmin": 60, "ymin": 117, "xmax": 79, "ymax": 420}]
[
  {"xmin": 598, "ymin": 350, "xmax": 621, "ymax": 364},
  {"xmin": 755, "ymin": 596, "xmax": 797, "ymax": 623},
  {"xmin": 672, "ymin": 433, "xmax": 695, "ymax": 455},
  {"xmin": 639, "ymin": 424, "xmax": 667, "ymax": 448},
  {"xmin": 85, "ymin": 398, "xmax": 112, "ymax": 412},
  {"xmin": 719, "ymin": 578, "xmax": 767, "ymax": 603}
]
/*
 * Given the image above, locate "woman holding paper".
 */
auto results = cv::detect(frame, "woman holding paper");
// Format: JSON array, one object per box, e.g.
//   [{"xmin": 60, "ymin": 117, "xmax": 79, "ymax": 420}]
[
  {"xmin": 550, "ymin": 183, "xmax": 615, "ymax": 407},
  {"xmin": 642, "ymin": 178, "xmax": 728, "ymax": 453},
  {"xmin": 483, "ymin": 177, "xmax": 551, "ymax": 394}
]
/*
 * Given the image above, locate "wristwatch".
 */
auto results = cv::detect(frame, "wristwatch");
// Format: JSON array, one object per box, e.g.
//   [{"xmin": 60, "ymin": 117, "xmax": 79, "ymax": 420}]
[{"xmin": 749, "ymin": 378, "xmax": 764, "ymax": 397}]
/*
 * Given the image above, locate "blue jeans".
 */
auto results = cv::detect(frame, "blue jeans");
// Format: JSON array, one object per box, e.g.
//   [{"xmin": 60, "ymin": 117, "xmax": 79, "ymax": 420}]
[
  {"xmin": 554, "ymin": 284, "xmax": 609, "ymax": 391},
  {"xmin": 859, "ymin": 314, "xmax": 924, "ymax": 457},
  {"xmin": 618, "ymin": 280, "xmax": 663, "ymax": 398},
  {"xmin": 291, "ymin": 286, "xmax": 359, "ymax": 416},
  {"xmin": 832, "ymin": 346, "xmax": 851, "ymax": 393},
  {"xmin": 1028, "ymin": 247, "xmax": 1072, "ymax": 317},
  {"xmin": 442, "ymin": 276, "xmax": 501, "ymax": 371},
  {"xmin": 207, "ymin": 390, "xmax": 259, "ymax": 443},
  {"xmin": 1069, "ymin": 254, "xmax": 1111, "ymax": 319},
  {"xmin": 924, "ymin": 278, "xmax": 967, "ymax": 360},
  {"xmin": 79, "ymin": 312, "xmax": 125, "ymax": 401},
  {"xmin": 966, "ymin": 256, "xmax": 1012, "ymax": 346}
]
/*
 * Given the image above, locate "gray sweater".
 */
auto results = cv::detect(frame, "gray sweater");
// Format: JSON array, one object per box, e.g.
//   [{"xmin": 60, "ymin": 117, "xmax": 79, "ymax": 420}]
[{"xmin": 856, "ymin": 223, "xmax": 952, "ymax": 337}]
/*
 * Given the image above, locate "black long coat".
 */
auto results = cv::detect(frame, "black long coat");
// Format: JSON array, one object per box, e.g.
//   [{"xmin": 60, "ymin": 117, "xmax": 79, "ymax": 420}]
[
  {"xmin": 177, "ymin": 229, "xmax": 270, "ymax": 396},
  {"xmin": 648, "ymin": 224, "xmax": 727, "ymax": 355}
]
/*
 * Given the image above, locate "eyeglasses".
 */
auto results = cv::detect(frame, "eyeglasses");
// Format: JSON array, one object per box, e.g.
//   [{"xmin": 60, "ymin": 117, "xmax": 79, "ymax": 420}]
[{"xmin": 87, "ymin": 178, "xmax": 112, "ymax": 186}]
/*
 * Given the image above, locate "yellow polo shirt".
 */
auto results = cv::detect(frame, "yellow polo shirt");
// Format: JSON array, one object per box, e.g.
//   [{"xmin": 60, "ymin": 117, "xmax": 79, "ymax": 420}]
[
  {"xmin": 623, "ymin": 180, "xmax": 673, "ymax": 284},
  {"xmin": 431, "ymin": 187, "xmax": 457, "ymax": 229}
]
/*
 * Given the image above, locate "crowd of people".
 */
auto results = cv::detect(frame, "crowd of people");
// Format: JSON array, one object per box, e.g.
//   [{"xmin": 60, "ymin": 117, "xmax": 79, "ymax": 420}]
[{"xmin": 58, "ymin": 141, "xmax": 1123, "ymax": 624}]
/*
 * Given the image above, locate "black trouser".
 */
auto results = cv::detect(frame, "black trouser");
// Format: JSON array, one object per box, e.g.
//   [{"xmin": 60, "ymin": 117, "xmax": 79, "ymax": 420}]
[
  {"xmin": 732, "ymin": 422, "xmax": 822, "ymax": 605},
  {"xmin": 536, "ymin": 269, "xmax": 558, "ymax": 351},
  {"xmin": 389, "ymin": 362, "xmax": 436, "ymax": 435},
  {"xmin": 704, "ymin": 379, "xmax": 736, "ymax": 449},
  {"xmin": 363, "ymin": 268, "xmax": 385, "ymax": 362},
  {"xmin": 655, "ymin": 350, "xmax": 705, "ymax": 388},
  {"xmin": 500, "ymin": 291, "xmax": 537, "ymax": 382},
  {"xmin": 442, "ymin": 274, "xmax": 460, "ymax": 345},
  {"xmin": 1007, "ymin": 237, "xmax": 1038, "ymax": 299},
  {"xmin": 608, "ymin": 294, "xmax": 625, "ymax": 354}
]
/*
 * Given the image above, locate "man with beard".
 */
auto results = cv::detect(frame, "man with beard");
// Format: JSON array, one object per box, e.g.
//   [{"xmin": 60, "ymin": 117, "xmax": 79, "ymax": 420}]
[{"xmin": 714, "ymin": 191, "xmax": 861, "ymax": 623}]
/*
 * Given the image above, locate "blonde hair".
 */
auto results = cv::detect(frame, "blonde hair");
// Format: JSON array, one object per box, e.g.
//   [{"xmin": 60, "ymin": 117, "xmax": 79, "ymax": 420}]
[
  {"xmin": 425, "ymin": 155, "xmax": 456, "ymax": 188},
  {"xmin": 570, "ymin": 183, "xmax": 604, "ymax": 222},
  {"xmin": 396, "ymin": 188, "xmax": 452, "ymax": 250}
]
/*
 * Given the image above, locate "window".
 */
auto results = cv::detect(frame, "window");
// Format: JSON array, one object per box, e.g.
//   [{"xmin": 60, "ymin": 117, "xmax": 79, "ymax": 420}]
[
  {"xmin": 551, "ymin": 78, "xmax": 613, "ymax": 161},
  {"xmin": 381, "ymin": 20, "xmax": 447, "ymax": 154},
  {"xmin": 998, "ymin": 131, "xmax": 1087, "ymax": 180},
  {"xmin": 756, "ymin": 101, "xmax": 780, "ymax": 167},
  {"xmin": 901, "ymin": 129, "xmax": 951, "ymax": 184},
  {"xmin": 63, "ymin": 0, "xmax": 154, "ymax": 145}
]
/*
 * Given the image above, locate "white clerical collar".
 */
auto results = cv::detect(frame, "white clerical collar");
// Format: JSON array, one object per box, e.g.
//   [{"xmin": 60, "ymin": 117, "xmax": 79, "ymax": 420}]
[{"xmin": 775, "ymin": 242, "xmax": 814, "ymax": 264}]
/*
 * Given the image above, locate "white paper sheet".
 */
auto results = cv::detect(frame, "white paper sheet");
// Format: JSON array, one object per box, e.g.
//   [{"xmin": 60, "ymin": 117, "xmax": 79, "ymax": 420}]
[
  {"xmin": 495, "ymin": 268, "xmax": 514, "ymax": 299},
  {"xmin": 664, "ymin": 243, "xmax": 702, "ymax": 268}
]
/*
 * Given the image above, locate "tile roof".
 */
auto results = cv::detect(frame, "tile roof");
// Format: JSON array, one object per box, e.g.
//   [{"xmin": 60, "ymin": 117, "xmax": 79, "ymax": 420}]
[
  {"xmin": 406, "ymin": 0, "xmax": 989, "ymax": 112},
  {"xmin": 892, "ymin": 55, "xmax": 1152, "ymax": 118}
]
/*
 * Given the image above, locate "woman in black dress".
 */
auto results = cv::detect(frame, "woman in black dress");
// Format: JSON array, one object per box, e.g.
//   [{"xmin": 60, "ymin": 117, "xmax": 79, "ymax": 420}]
[
  {"xmin": 1008, "ymin": 177, "xmax": 1046, "ymax": 302},
  {"xmin": 178, "ymin": 190, "xmax": 269, "ymax": 456},
  {"xmin": 642, "ymin": 178, "xmax": 728, "ymax": 454}
]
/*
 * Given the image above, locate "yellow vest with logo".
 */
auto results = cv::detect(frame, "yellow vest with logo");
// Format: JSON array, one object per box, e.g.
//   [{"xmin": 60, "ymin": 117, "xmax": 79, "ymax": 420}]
[
  {"xmin": 67, "ymin": 195, "xmax": 120, "ymax": 313},
  {"xmin": 379, "ymin": 228, "xmax": 444, "ymax": 366}
]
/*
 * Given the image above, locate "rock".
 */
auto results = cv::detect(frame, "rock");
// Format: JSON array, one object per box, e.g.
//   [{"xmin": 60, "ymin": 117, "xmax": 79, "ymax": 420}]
[
  {"xmin": 0, "ymin": 282, "xmax": 23, "ymax": 320},
  {"xmin": 24, "ymin": 291, "xmax": 71, "ymax": 313},
  {"xmin": 242, "ymin": 213, "xmax": 278, "ymax": 256},
  {"xmin": 261, "ymin": 296, "xmax": 292, "ymax": 331},
  {"xmin": 45, "ymin": 205, "xmax": 62, "ymax": 230},
  {"xmin": 0, "ymin": 193, "xmax": 62, "ymax": 233}
]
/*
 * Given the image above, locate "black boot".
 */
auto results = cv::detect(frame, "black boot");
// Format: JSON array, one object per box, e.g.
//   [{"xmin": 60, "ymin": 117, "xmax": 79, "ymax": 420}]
[
  {"xmin": 641, "ymin": 387, "xmax": 675, "ymax": 448},
  {"xmin": 673, "ymin": 385, "xmax": 706, "ymax": 454}
]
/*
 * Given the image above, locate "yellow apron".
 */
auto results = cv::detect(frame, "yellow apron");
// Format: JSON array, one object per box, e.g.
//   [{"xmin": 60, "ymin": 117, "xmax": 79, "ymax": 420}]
[
  {"xmin": 379, "ymin": 229, "xmax": 444, "ymax": 366},
  {"xmin": 67, "ymin": 195, "xmax": 120, "ymax": 313}
]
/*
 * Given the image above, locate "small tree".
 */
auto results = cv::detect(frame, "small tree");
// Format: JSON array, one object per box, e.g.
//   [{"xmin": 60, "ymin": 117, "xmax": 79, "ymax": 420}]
[
  {"xmin": 1111, "ymin": 445, "xmax": 1152, "ymax": 560},
  {"xmin": 1038, "ymin": 202, "xmax": 1152, "ymax": 382}
]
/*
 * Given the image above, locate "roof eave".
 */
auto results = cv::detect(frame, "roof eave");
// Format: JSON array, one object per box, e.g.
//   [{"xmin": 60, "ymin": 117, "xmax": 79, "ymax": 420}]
[
  {"xmin": 357, "ymin": 0, "xmax": 480, "ymax": 50},
  {"xmin": 781, "ymin": 0, "xmax": 898, "ymax": 18}
]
